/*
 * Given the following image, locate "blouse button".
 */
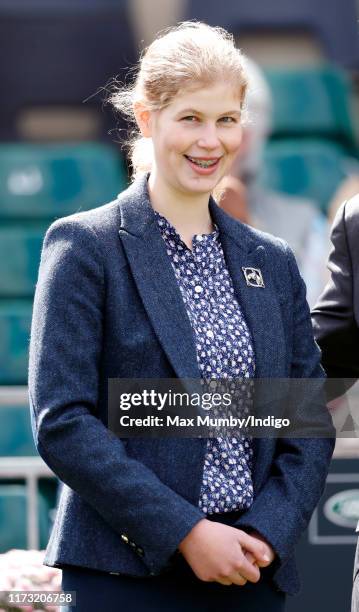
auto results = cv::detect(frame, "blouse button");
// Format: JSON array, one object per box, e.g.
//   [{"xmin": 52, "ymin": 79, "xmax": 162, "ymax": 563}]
[{"xmin": 194, "ymin": 285, "xmax": 203, "ymax": 293}]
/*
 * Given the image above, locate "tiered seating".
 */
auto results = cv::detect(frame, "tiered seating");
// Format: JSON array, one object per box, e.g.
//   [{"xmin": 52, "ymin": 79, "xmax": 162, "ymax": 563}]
[
  {"xmin": 0, "ymin": 142, "xmax": 128, "ymax": 550},
  {"xmin": 0, "ymin": 142, "xmax": 127, "ymax": 219},
  {"xmin": 0, "ymin": 404, "xmax": 38, "ymax": 456},
  {"xmin": 0, "ymin": 302, "xmax": 32, "ymax": 384},
  {"xmin": 0, "ymin": 390, "xmax": 56, "ymax": 551},
  {"xmin": 0, "ymin": 483, "xmax": 52, "ymax": 552},
  {"xmin": 259, "ymin": 66, "xmax": 359, "ymax": 213},
  {"xmin": 0, "ymin": 142, "xmax": 127, "ymax": 384},
  {"xmin": 265, "ymin": 67, "xmax": 356, "ymax": 149},
  {"xmin": 261, "ymin": 139, "xmax": 351, "ymax": 214}
]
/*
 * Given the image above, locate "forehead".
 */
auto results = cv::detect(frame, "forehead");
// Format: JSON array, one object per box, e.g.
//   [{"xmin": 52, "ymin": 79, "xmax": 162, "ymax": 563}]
[{"xmin": 166, "ymin": 81, "xmax": 243, "ymax": 115}]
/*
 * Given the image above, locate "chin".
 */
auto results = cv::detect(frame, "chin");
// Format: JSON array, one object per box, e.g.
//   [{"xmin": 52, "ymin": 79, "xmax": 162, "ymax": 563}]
[{"xmin": 185, "ymin": 175, "xmax": 220, "ymax": 192}]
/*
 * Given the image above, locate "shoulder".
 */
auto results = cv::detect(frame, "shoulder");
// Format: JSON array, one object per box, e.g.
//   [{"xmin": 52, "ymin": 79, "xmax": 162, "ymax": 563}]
[
  {"xmin": 243, "ymin": 223, "xmax": 300, "ymax": 292},
  {"xmin": 331, "ymin": 195, "xmax": 359, "ymax": 232},
  {"xmin": 239, "ymin": 221, "xmax": 290, "ymax": 255},
  {"xmin": 45, "ymin": 198, "xmax": 121, "ymax": 242},
  {"xmin": 328, "ymin": 196, "xmax": 359, "ymax": 259},
  {"xmin": 343, "ymin": 194, "xmax": 359, "ymax": 224},
  {"xmin": 213, "ymin": 201, "xmax": 291, "ymax": 260},
  {"xmin": 44, "ymin": 177, "xmax": 144, "ymax": 244},
  {"xmin": 212, "ymin": 204, "xmax": 301, "ymax": 298}
]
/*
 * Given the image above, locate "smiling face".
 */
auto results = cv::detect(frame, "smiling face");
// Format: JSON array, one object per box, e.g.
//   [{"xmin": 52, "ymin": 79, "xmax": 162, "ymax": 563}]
[{"xmin": 135, "ymin": 81, "xmax": 244, "ymax": 203}]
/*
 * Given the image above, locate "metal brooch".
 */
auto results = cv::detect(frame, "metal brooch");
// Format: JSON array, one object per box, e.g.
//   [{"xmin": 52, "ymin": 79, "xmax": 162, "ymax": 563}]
[{"xmin": 242, "ymin": 267, "xmax": 265, "ymax": 288}]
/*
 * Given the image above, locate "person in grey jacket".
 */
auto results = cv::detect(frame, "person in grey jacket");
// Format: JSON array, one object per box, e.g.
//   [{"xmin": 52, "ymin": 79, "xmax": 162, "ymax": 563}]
[
  {"xmin": 29, "ymin": 22, "xmax": 334, "ymax": 612},
  {"xmin": 312, "ymin": 195, "xmax": 359, "ymax": 612}
]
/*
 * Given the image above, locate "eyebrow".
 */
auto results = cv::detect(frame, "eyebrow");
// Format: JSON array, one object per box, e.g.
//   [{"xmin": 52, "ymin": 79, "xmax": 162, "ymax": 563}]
[{"xmin": 176, "ymin": 108, "xmax": 241, "ymax": 117}]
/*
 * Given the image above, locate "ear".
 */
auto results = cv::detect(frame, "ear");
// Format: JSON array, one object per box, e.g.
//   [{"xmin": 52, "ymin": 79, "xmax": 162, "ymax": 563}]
[{"xmin": 133, "ymin": 101, "xmax": 152, "ymax": 138}]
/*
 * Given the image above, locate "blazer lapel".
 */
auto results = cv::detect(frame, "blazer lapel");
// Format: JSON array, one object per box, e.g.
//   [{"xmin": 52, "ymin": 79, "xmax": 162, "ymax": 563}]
[
  {"xmin": 117, "ymin": 176, "xmax": 200, "ymax": 379},
  {"xmin": 210, "ymin": 199, "xmax": 286, "ymax": 379},
  {"xmin": 210, "ymin": 201, "xmax": 287, "ymax": 492},
  {"xmin": 116, "ymin": 177, "xmax": 287, "ymax": 491},
  {"xmin": 116, "ymin": 178, "xmax": 286, "ymax": 380}
]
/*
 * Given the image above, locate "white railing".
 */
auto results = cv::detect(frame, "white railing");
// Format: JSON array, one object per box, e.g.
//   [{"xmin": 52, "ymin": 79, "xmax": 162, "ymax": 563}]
[{"xmin": 0, "ymin": 386, "xmax": 56, "ymax": 550}]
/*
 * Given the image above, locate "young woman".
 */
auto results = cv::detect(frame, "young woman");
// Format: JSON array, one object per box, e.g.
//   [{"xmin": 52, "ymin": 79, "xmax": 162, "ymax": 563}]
[{"xmin": 29, "ymin": 22, "xmax": 334, "ymax": 612}]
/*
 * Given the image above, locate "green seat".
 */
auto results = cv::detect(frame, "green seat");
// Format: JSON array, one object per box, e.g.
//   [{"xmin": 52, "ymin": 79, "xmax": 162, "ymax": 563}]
[
  {"xmin": 0, "ymin": 406, "xmax": 37, "ymax": 456},
  {"xmin": 0, "ymin": 300, "xmax": 32, "ymax": 384},
  {"xmin": 0, "ymin": 223, "xmax": 49, "ymax": 297},
  {"xmin": 38, "ymin": 478, "xmax": 59, "ymax": 549},
  {"xmin": 0, "ymin": 482, "xmax": 56, "ymax": 552},
  {"xmin": 264, "ymin": 66, "xmax": 356, "ymax": 150},
  {"xmin": 0, "ymin": 484, "xmax": 28, "ymax": 551},
  {"xmin": 260, "ymin": 139, "xmax": 350, "ymax": 214},
  {"xmin": 0, "ymin": 142, "xmax": 128, "ymax": 220}
]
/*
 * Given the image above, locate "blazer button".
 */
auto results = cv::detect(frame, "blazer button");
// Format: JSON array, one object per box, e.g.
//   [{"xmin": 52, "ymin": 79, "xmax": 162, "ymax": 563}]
[
  {"xmin": 129, "ymin": 541, "xmax": 137, "ymax": 548},
  {"xmin": 137, "ymin": 547, "xmax": 144, "ymax": 556},
  {"xmin": 121, "ymin": 534, "xmax": 129, "ymax": 544}
]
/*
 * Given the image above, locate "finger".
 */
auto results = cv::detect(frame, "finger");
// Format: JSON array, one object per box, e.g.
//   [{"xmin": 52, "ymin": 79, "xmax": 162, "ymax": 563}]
[
  {"xmin": 253, "ymin": 543, "xmax": 274, "ymax": 568},
  {"xmin": 256, "ymin": 554, "xmax": 272, "ymax": 568},
  {"xmin": 227, "ymin": 572, "xmax": 247, "ymax": 587},
  {"xmin": 233, "ymin": 554, "xmax": 260, "ymax": 583},
  {"xmin": 215, "ymin": 577, "xmax": 233, "ymax": 586},
  {"xmin": 244, "ymin": 551, "xmax": 257, "ymax": 565},
  {"xmin": 237, "ymin": 531, "xmax": 270, "ymax": 563}
]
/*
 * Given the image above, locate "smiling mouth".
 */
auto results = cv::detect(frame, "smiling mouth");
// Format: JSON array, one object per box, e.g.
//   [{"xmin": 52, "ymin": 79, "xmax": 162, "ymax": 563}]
[{"xmin": 184, "ymin": 155, "xmax": 221, "ymax": 168}]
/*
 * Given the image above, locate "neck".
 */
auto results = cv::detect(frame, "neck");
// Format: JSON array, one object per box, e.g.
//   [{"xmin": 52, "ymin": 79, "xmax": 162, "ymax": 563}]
[{"xmin": 147, "ymin": 171, "xmax": 214, "ymax": 244}]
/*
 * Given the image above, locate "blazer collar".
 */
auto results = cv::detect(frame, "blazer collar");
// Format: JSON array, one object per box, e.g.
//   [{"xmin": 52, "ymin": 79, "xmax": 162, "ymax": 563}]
[
  {"xmin": 117, "ymin": 174, "xmax": 285, "ymax": 380},
  {"xmin": 117, "ymin": 173, "xmax": 258, "ymax": 255}
]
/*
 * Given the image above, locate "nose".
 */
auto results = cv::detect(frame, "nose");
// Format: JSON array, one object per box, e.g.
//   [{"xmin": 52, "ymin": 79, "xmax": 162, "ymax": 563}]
[{"xmin": 197, "ymin": 122, "xmax": 221, "ymax": 150}]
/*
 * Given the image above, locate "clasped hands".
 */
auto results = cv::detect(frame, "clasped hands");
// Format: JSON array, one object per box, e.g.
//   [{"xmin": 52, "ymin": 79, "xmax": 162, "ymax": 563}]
[{"xmin": 178, "ymin": 518, "xmax": 275, "ymax": 586}]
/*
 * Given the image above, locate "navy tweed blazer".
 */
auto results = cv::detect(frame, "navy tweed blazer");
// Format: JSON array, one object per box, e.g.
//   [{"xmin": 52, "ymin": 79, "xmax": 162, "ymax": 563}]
[{"xmin": 28, "ymin": 173, "xmax": 334, "ymax": 596}]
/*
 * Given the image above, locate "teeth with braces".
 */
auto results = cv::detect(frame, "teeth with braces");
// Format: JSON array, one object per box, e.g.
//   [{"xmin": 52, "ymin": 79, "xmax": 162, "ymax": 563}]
[{"xmin": 186, "ymin": 156, "xmax": 219, "ymax": 168}]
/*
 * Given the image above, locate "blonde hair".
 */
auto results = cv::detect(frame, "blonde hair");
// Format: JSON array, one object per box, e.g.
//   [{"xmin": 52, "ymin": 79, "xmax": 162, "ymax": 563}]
[{"xmin": 110, "ymin": 21, "xmax": 248, "ymax": 187}]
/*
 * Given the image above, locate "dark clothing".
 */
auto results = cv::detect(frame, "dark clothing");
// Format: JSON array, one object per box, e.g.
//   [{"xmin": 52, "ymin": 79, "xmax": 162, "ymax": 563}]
[
  {"xmin": 312, "ymin": 196, "xmax": 359, "ymax": 612},
  {"xmin": 60, "ymin": 510, "xmax": 286, "ymax": 612},
  {"xmin": 28, "ymin": 173, "xmax": 334, "ymax": 597},
  {"xmin": 312, "ymin": 197, "xmax": 359, "ymax": 379},
  {"xmin": 60, "ymin": 563, "xmax": 285, "ymax": 612},
  {"xmin": 352, "ymin": 540, "xmax": 359, "ymax": 612}
]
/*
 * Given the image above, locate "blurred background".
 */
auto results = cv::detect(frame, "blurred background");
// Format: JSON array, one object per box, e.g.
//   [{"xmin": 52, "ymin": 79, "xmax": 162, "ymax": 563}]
[{"xmin": 1, "ymin": 0, "xmax": 359, "ymax": 609}]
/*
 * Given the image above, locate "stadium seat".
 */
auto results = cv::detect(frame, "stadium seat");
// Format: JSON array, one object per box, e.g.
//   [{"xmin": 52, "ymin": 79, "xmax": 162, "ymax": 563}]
[
  {"xmin": 0, "ymin": 223, "xmax": 48, "ymax": 297},
  {"xmin": 0, "ymin": 405, "xmax": 37, "ymax": 456},
  {"xmin": 0, "ymin": 483, "xmax": 54, "ymax": 552},
  {"xmin": 260, "ymin": 139, "xmax": 355, "ymax": 214},
  {"xmin": 0, "ymin": 484, "xmax": 28, "ymax": 551},
  {"xmin": 0, "ymin": 301, "xmax": 32, "ymax": 385},
  {"xmin": 0, "ymin": 143, "xmax": 128, "ymax": 220},
  {"xmin": 264, "ymin": 67, "xmax": 356, "ymax": 150}
]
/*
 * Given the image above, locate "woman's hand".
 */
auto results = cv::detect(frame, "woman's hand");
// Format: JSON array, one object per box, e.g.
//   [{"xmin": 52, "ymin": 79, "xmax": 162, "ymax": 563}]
[
  {"xmin": 247, "ymin": 530, "xmax": 276, "ymax": 567},
  {"xmin": 178, "ymin": 519, "xmax": 271, "ymax": 586}
]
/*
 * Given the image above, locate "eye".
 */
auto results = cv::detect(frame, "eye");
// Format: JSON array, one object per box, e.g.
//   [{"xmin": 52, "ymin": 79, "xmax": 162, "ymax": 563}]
[
  {"xmin": 219, "ymin": 116, "xmax": 237, "ymax": 124},
  {"xmin": 181, "ymin": 115, "xmax": 198, "ymax": 122}
]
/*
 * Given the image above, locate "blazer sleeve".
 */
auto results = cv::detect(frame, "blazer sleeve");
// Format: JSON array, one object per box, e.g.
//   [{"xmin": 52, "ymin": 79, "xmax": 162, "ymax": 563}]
[
  {"xmin": 312, "ymin": 200, "xmax": 359, "ymax": 378},
  {"xmin": 234, "ymin": 242, "xmax": 335, "ymax": 566},
  {"xmin": 28, "ymin": 218, "xmax": 205, "ymax": 575}
]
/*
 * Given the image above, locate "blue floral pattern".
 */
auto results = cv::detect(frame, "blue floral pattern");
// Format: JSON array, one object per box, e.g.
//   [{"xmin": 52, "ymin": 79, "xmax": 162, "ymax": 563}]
[{"xmin": 155, "ymin": 211, "xmax": 255, "ymax": 514}]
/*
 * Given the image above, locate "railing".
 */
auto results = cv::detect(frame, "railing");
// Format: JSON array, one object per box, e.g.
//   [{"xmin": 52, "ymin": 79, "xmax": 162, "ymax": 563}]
[{"xmin": 0, "ymin": 386, "xmax": 55, "ymax": 550}]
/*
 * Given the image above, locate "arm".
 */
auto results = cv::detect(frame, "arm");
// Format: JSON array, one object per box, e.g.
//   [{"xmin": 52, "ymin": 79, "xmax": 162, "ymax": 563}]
[
  {"xmin": 28, "ymin": 219, "xmax": 205, "ymax": 575},
  {"xmin": 233, "ymin": 243, "xmax": 335, "ymax": 566},
  {"xmin": 312, "ymin": 200, "xmax": 359, "ymax": 378}
]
